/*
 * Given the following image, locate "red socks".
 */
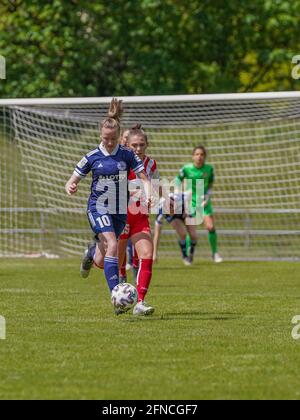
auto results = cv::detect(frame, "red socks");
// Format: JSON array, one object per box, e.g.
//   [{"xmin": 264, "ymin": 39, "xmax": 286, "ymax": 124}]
[
  {"xmin": 132, "ymin": 248, "xmax": 139, "ymax": 270},
  {"xmin": 120, "ymin": 255, "xmax": 127, "ymax": 278},
  {"xmin": 136, "ymin": 259, "xmax": 153, "ymax": 302}
]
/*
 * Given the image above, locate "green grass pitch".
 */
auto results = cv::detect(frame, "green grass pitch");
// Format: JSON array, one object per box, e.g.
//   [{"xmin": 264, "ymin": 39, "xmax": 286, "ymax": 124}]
[{"xmin": 1, "ymin": 258, "xmax": 300, "ymax": 400}]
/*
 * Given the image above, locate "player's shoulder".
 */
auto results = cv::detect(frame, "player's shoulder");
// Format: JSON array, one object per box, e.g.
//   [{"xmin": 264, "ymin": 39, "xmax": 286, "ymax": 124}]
[
  {"xmin": 144, "ymin": 155, "xmax": 157, "ymax": 171},
  {"xmin": 204, "ymin": 163, "xmax": 214, "ymax": 171},
  {"xmin": 178, "ymin": 163, "xmax": 189, "ymax": 177},
  {"xmin": 183, "ymin": 163, "xmax": 194, "ymax": 171},
  {"xmin": 119, "ymin": 145, "xmax": 136, "ymax": 160},
  {"xmin": 86, "ymin": 147, "xmax": 100, "ymax": 159},
  {"xmin": 120, "ymin": 145, "xmax": 133, "ymax": 154}
]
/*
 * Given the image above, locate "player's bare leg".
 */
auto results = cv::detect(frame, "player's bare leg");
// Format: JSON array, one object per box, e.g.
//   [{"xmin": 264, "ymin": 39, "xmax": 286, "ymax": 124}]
[
  {"xmin": 80, "ymin": 238, "xmax": 106, "ymax": 278},
  {"xmin": 94, "ymin": 240, "xmax": 106, "ymax": 268},
  {"xmin": 170, "ymin": 219, "xmax": 190, "ymax": 265},
  {"xmin": 153, "ymin": 222, "xmax": 162, "ymax": 263}
]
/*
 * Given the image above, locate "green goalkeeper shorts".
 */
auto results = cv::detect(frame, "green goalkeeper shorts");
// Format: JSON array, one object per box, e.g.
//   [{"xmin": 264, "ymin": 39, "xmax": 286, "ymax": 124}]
[
  {"xmin": 204, "ymin": 200, "xmax": 214, "ymax": 217},
  {"xmin": 190, "ymin": 200, "xmax": 214, "ymax": 218}
]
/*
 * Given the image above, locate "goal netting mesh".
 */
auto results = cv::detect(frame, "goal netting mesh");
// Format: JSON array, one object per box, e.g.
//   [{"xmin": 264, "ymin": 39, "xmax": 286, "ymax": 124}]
[{"xmin": 1, "ymin": 93, "xmax": 300, "ymax": 260}]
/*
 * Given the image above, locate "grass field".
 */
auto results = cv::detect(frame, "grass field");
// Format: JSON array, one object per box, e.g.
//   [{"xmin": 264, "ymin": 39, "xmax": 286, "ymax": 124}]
[{"xmin": 1, "ymin": 258, "xmax": 300, "ymax": 400}]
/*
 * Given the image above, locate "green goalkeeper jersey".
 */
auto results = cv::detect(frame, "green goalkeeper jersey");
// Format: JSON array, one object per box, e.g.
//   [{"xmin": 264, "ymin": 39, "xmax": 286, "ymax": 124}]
[{"xmin": 176, "ymin": 163, "xmax": 214, "ymax": 211}]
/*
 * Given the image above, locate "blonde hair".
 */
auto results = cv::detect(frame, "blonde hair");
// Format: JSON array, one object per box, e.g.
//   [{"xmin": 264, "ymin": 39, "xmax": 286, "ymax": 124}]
[{"xmin": 100, "ymin": 98, "xmax": 123, "ymax": 134}]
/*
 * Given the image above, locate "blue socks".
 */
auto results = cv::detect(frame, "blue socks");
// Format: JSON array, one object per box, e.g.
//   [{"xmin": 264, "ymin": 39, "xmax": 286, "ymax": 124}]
[{"xmin": 104, "ymin": 257, "xmax": 119, "ymax": 292}]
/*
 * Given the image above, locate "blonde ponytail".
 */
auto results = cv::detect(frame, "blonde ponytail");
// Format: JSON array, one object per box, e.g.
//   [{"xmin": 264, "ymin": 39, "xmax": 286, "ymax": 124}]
[{"xmin": 100, "ymin": 98, "xmax": 123, "ymax": 133}]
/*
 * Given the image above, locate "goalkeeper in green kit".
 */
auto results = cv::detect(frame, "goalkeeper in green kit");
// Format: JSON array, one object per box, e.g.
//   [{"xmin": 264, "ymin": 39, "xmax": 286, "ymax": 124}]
[{"xmin": 175, "ymin": 146, "xmax": 223, "ymax": 264}]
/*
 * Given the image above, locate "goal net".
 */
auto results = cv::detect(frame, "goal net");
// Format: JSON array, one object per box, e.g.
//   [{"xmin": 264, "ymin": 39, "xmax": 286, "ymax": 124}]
[{"xmin": 1, "ymin": 93, "xmax": 300, "ymax": 260}]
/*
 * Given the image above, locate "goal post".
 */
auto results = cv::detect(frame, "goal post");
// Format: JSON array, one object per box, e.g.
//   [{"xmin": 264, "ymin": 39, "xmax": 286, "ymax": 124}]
[{"xmin": 1, "ymin": 92, "xmax": 300, "ymax": 260}]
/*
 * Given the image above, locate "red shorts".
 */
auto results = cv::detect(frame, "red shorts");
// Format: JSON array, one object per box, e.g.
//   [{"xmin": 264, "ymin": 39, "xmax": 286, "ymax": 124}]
[{"xmin": 119, "ymin": 211, "xmax": 151, "ymax": 240}]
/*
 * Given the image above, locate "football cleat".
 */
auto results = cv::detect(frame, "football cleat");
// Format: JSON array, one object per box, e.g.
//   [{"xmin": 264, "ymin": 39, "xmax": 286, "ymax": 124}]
[
  {"xmin": 119, "ymin": 276, "xmax": 127, "ymax": 284},
  {"xmin": 133, "ymin": 301, "xmax": 155, "ymax": 316},
  {"xmin": 183, "ymin": 257, "xmax": 192, "ymax": 266},
  {"xmin": 213, "ymin": 253, "xmax": 223, "ymax": 263},
  {"xmin": 80, "ymin": 241, "xmax": 96, "ymax": 278},
  {"xmin": 114, "ymin": 306, "xmax": 131, "ymax": 316}
]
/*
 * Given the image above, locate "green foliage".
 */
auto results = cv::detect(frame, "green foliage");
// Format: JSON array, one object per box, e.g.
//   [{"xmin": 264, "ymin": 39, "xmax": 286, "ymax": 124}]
[{"xmin": 0, "ymin": 0, "xmax": 300, "ymax": 97}]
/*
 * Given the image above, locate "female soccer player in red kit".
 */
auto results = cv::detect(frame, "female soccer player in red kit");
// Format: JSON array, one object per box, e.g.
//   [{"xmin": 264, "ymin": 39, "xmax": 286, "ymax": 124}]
[{"xmin": 118, "ymin": 125, "xmax": 159, "ymax": 316}]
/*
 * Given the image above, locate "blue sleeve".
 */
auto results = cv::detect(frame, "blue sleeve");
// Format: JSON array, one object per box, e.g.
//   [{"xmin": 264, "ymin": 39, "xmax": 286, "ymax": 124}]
[
  {"xmin": 128, "ymin": 150, "xmax": 144, "ymax": 174},
  {"xmin": 74, "ymin": 156, "xmax": 92, "ymax": 178}
]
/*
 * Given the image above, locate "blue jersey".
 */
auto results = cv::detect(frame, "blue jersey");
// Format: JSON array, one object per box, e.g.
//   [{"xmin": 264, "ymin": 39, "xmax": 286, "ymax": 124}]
[{"xmin": 74, "ymin": 143, "xmax": 144, "ymax": 215}]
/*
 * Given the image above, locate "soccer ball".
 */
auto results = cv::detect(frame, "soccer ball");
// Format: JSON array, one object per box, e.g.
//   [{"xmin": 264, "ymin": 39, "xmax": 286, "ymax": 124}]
[{"xmin": 111, "ymin": 283, "xmax": 138, "ymax": 310}]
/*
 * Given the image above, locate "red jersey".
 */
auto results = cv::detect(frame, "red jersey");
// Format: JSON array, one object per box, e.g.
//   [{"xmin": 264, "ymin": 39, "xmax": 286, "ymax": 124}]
[
  {"xmin": 129, "ymin": 155, "xmax": 158, "ymax": 181},
  {"xmin": 120, "ymin": 156, "xmax": 159, "ymax": 240}
]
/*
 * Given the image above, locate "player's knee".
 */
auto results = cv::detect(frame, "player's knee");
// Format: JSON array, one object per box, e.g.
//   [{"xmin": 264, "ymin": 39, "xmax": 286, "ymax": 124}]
[
  {"xmin": 137, "ymin": 244, "xmax": 153, "ymax": 260},
  {"xmin": 138, "ymin": 250, "xmax": 153, "ymax": 260},
  {"xmin": 106, "ymin": 241, "xmax": 118, "ymax": 256},
  {"xmin": 207, "ymin": 225, "xmax": 215, "ymax": 233}
]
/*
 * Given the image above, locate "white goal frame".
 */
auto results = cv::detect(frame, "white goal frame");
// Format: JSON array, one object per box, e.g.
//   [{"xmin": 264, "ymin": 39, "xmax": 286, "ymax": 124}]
[{"xmin": 1, "ymin": 91, "xmax": 300, "ymax": 261}]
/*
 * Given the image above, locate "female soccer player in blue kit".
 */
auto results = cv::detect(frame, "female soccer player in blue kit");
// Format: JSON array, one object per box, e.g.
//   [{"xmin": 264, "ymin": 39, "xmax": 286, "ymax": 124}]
[{"xmin": 65, "ymin": 99, "xmax": 150, "ymax": 314}]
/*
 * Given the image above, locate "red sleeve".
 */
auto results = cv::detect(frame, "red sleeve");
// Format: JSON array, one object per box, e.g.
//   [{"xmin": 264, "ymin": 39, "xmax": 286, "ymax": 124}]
[
  {"xmin": 151, "ymin": 160, "xmax": 157, "ymax": 174},
  {"xmin": 128, "ymin": 169, "xmax": 136, "ymax": 180}
]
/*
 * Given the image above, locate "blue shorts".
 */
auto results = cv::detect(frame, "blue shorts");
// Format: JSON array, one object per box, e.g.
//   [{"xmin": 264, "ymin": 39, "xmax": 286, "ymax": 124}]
[{"xmin": 87, "ymin": 210, "xmax": 127, "ymax": 239}]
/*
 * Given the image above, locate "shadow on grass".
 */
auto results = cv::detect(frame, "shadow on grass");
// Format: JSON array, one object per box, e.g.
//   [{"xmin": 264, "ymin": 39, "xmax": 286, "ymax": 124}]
[{"xmin": 124, "ymin": 311, "xmax": 241, "ymax": 322}]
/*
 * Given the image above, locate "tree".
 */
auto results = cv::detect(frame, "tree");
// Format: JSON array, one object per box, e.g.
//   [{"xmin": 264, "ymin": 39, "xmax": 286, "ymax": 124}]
[{"xmin": 0, "ymin": 0, "xmax": 299, "ymax": 98}]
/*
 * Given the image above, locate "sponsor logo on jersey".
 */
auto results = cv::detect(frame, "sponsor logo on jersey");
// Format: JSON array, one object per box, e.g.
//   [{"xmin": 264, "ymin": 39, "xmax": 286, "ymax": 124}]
[
  {"xmin": 98, "ymin": 163, "xmax": 104, "ymax": 168},
  {"xmin": 78, "ymin": 157, "xmax": 88, "ymax": 169},
  {"xmin": 117, "ymin": 161, "xmax": 127, "ymax": 171},
  {"xmin": 98, "ymin": 173, "xmax": 127, "ymax": 181}
]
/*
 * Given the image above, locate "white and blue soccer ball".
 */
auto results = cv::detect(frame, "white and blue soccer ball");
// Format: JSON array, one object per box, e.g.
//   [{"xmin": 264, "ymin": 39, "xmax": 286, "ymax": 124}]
[{"xmin": 111, "ymin": 283, "xmax": 138, "ymax": 310}]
